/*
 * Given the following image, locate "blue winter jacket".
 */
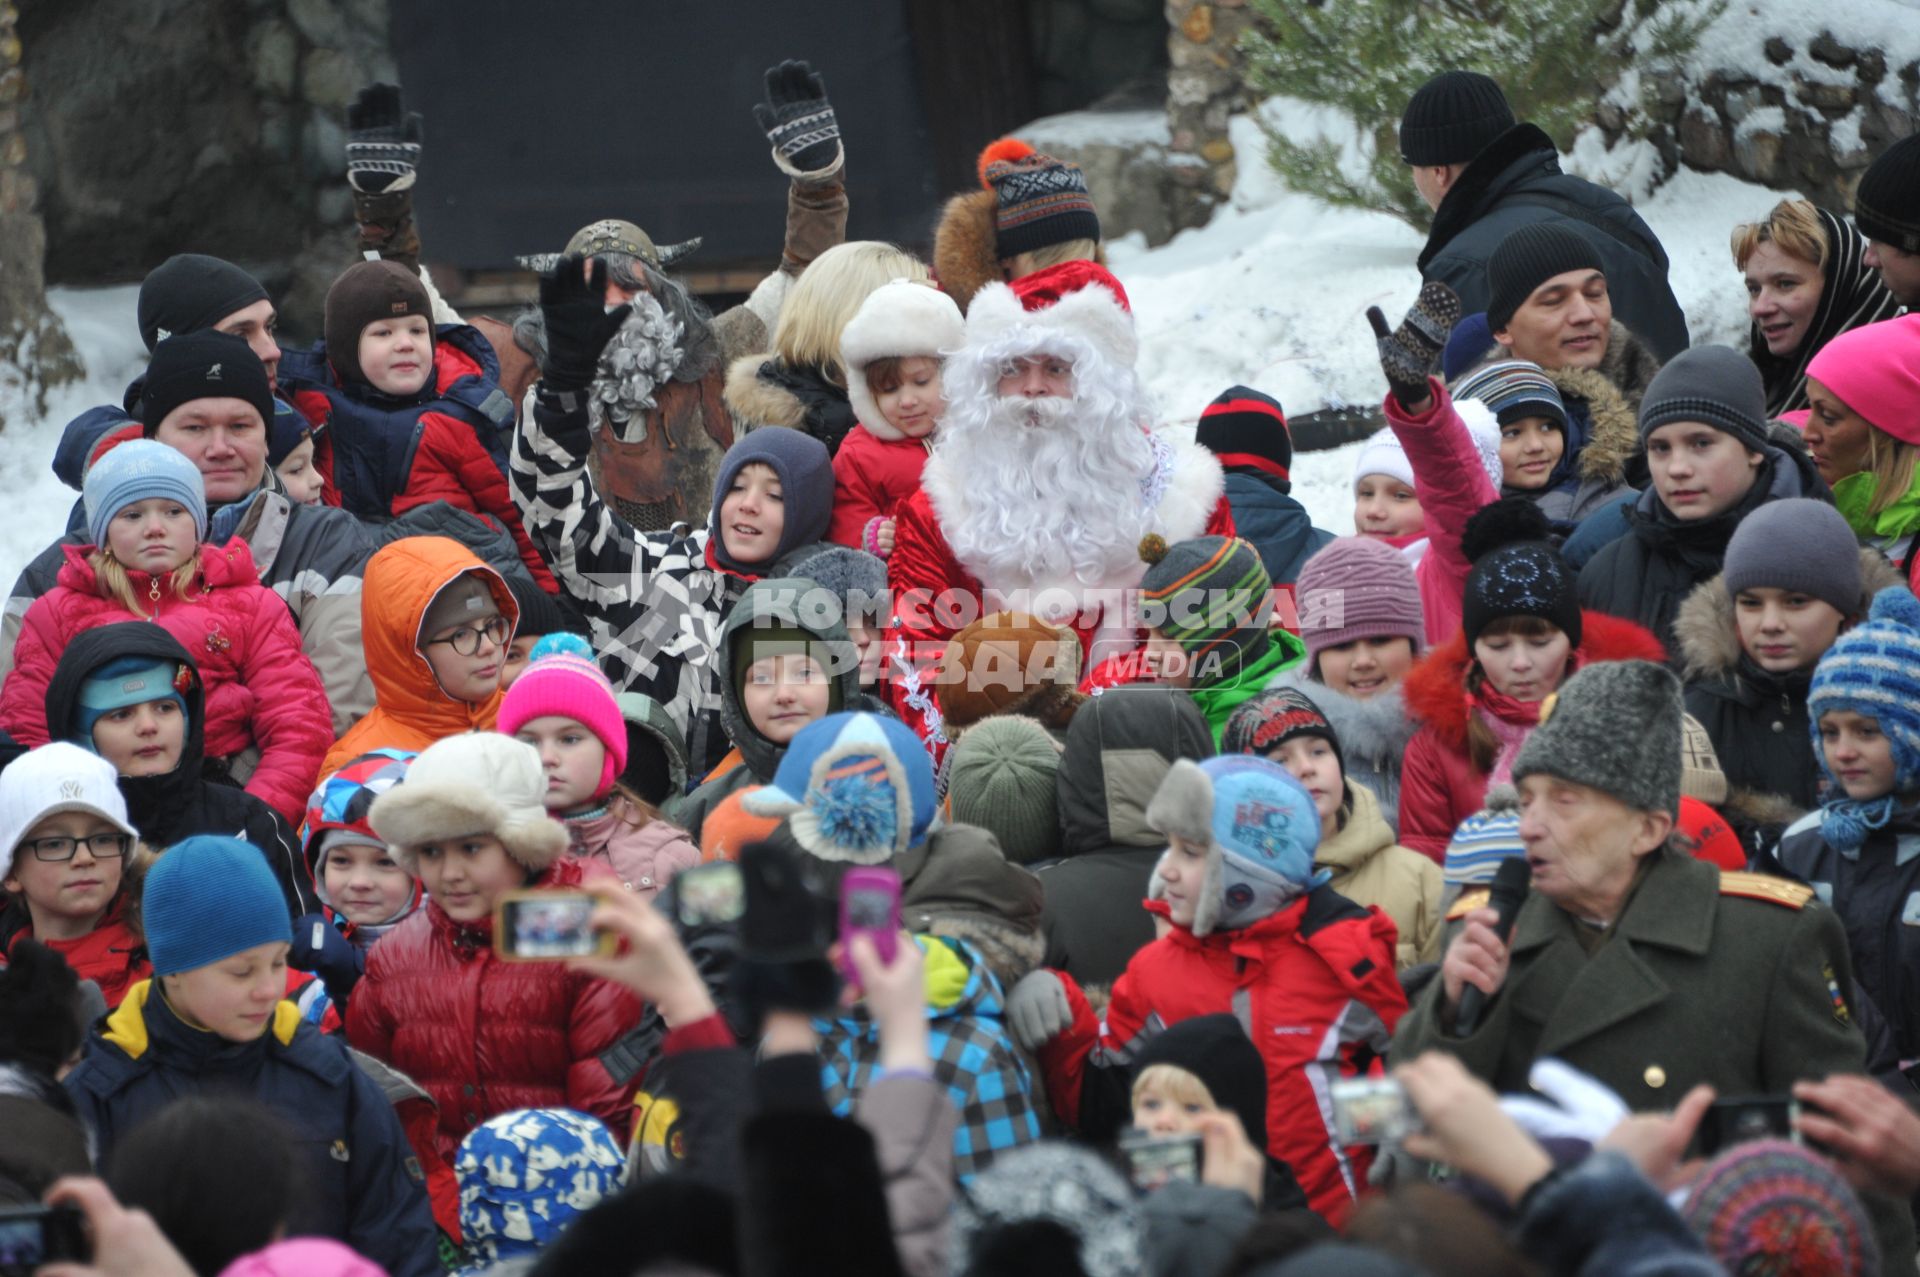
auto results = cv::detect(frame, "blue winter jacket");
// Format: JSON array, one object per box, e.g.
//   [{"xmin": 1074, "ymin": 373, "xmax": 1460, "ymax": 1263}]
[{"xmin": 1221, "ymin": 473, "xmax": 1335, "ymax": 588}]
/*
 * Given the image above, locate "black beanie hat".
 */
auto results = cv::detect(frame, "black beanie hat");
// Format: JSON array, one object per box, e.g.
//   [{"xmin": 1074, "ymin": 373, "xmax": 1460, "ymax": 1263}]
[
  {"xmin": 323, "ymin": 259, "xmax": 435, "ymax": 387},
  {"xmin": 1854, "ymin": 133, "xmax": 1920, "ymax": 255},
  {"xmin": 1460, "ymin": 498, "xmax": 1581, "ymax": 649},
  {"xmin": 1196, "ymin": 385, "xmax": 1293, "ymax": 487},
  {"xmin": 1221, "ymin": 687, "xmax": 1344, "ymax": 780},
  {"xmin": 1637, "ymin": 344, "xmax": 1772, "ymax": 454},
  {"xmin": 1486, "ymin": 224, "xmax": 1605, "ymax": 333},
  {"xmin": 138, "ymin": 331, "xmax": 276, "ymax": 436},
  {"xmin": 1133, "ymin": 1014, "xmax": 1271, "ymax": 1154},
  {"xmin": 136, "ymin": 254, "xmax": 271, "ymax": 354},
  {"xmin": 1399, "ymin": 71, "xmax": 1515, "ymax": 166}
]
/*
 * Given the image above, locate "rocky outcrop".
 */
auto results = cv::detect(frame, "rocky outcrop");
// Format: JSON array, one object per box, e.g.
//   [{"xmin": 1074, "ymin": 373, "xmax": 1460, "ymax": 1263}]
[{"xmin": 0, "ymin": 0, "xmax": 79, "ymax": 424}]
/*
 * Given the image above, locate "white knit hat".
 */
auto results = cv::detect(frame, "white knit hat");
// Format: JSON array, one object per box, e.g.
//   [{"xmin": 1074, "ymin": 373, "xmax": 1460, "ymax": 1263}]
[
  {"xmin": 0, "ymin": 743, "xmax": 138, "ymax": 884},
  {"xmin": 838, "ymin": 280, "xmax": 965, "ymax": 441},
  {"xmin": 1351, "ymin": 400, "xmax": 1504, "ymax": 495},
  {"xmin": 369, "ymin": 732, "xmax": 567, "ymax": 875}
]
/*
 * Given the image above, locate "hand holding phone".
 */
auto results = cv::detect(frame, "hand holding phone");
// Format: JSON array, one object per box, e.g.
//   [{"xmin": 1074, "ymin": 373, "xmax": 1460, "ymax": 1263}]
[
  {"xmin": 1118, "ymin": 1129, "xmax": 1203, "ymax": 1191},
  {"xmin": 839, "ymin": 868, "xmax": 901, "ymax": 993},
  {"xmin": 494, "ymin": 890, "xmax": 615, "ymax": 962},
  {"xmin": 0, "ymin": 1203, "xmax": 88, "ymax": 1277}
]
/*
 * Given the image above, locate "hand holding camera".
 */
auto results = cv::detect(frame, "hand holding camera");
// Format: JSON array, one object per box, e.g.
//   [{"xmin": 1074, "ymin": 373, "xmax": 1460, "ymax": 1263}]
[{"xmin": 564, "ymin": 882, "xmax": 717, "ymax": 1029}]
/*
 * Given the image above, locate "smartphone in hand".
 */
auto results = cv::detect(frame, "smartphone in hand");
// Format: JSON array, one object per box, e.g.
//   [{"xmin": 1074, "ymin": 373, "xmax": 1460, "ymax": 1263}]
[
  {"xmin": 838, "ymin": 867, "xmax": 901, "ymax": 992},
  {"xmin": 493, "ymin": 890, "xmax": 615, "ymax": 961}
]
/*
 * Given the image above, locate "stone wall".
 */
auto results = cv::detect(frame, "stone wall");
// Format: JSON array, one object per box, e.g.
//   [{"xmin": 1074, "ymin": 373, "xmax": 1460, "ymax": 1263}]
[
  {"xmin": 0, "ymin": 0, "xmax": 79, "ymax": 422},
  {"xmin": 17, "ymin": 0, "xmax": 396, "ymax": 340}
]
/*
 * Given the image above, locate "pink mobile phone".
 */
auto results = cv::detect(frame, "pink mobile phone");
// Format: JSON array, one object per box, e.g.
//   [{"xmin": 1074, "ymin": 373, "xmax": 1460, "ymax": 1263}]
[{"xmin": 839, "ymin": 867, "xmax": 901, "ymax": 990}]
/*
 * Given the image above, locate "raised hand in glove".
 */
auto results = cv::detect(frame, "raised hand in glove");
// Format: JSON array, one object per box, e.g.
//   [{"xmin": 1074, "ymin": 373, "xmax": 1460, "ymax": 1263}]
[
  {"xmin": 1006, "ymin": 969, "xmax": 1072, "ymax": 1052},
  {"xmin": 1366, "ymin": 280, "xmax": 1460, "ymax": 412},
  {"xmin": 753, "ymin": 59, "xmax": 841, "ymax": 175},
  {"xmin": 538, "ymin": 255, "xmax": 631, "ymax": 394},
  {"xmin": 728, "ymin": 840, "xmax": 840, "ymax": 1024},
  {"xmin": 289, "ymin": 911, "xmax": 365, "ymax": 1002},
  {"xmin": 346, "ymin": 82, "xmax": 424, "ymax": 194}
]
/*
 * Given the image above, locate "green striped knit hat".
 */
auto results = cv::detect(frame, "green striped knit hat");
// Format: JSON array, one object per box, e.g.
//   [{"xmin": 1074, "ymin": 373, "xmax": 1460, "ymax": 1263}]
[{"xmin": 1139, "ymin": 535, "xmax": 1273, "ymax": 686}]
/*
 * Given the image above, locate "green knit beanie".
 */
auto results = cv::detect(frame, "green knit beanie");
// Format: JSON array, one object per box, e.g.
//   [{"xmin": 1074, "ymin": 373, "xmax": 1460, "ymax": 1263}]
[{"xmin": 947, "ymin": 716, "xmax": 1062, "ymax": 865}]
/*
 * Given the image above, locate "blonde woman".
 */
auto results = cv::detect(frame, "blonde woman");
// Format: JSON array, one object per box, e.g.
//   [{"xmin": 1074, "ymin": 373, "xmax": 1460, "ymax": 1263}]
[{"xmin": 1732, "ymin": 199, "xmax": 1898, "ymax": 416}]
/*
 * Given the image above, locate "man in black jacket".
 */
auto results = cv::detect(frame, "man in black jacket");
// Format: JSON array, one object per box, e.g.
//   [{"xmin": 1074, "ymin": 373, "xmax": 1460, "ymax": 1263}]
[{"xmin": 1401, "ymin": 70, "xmax": 1689, "ymax": 361}]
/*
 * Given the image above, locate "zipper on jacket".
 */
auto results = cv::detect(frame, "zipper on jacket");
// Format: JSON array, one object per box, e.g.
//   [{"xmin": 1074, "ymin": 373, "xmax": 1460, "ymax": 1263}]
[{"xmin": 147, "ymin": 576, "xmax": 162, "ymax": 618}]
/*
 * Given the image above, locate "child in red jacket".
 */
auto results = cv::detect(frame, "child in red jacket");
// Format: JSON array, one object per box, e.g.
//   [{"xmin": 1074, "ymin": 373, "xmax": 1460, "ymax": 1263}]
[
  {"xmin": 345, "ymin": 732, "xmax": 644, "ymax": 1163},
  {"xmin": 827, "ymin": 279, "xmax": 966, "ymax": 554},
  {"xmin": 1006, "ymin": 754, "xmax": 1405, "ymax": 1224},
  {"xmin": 2, "ymin": 425, "xmax": 332, "ymax": 827}
]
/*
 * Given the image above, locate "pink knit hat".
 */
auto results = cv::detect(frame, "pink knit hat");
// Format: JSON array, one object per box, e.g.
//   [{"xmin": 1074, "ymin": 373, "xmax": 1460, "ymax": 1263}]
[
  {"xmin": 1293, "ymin": 536, "xmax": 1427, "ymax": 667},
  {"xmin": 218, "ymin": 1238, "xmax": 389, "ymax": 1277},
  {"xmin": 497, "ymin": 634, "xmax": 627, "ymax": 800},
  {"xmin": 1806, "ymin": 313, "xmax": 1920, "ymax": 444}
]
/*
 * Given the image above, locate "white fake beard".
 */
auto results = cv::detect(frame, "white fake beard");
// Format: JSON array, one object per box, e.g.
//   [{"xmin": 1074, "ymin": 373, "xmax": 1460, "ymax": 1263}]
[{"xmin": 589, "ymin": 291, "xmax": 685, "ymax": 442}]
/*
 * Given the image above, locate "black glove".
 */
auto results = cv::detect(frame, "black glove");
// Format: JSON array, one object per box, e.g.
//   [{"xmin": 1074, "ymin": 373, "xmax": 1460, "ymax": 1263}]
[
  {"xmin": 752, "ymin": 59, "xmax": 840, "ymax": 174},
  {"xmin": 538, "ymin": 256, "xmax": 632, "ymax": 394},
  {"xmin": 1367, "ymin": 280, "xmax": 1461, "ymax": 411},
  {"xmin": 289, "ymin": 911, "xmax": 366, "ymax": 1004},
  {"xmin": 346, "ymin": 82, "xmax": 424, "ymax": 194},
  {"xmin": 728, "ymin": 840, "xmax": 840, "ymax": 1023}
]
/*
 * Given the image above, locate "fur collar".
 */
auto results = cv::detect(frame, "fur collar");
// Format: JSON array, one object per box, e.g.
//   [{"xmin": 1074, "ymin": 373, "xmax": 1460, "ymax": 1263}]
[
  {"xmin": 1545, "ymin": 361, "xmax": 1641, "ymax": 485},
  {"xmin": 1402, "ymin": 609, "xmax": 1668, "ymax": 748},
  {"xmin": 1418, "ymin": 124, "xmax": 1560, "ymax": 272},
  {"xmin": 932, "ymin": 189, "xmax": 1003, "ymax": 315},
  {"xmin": 1672, "ymin": 548, "xmax": 1904, "ymax": 680},
  {"xmin": 1270, "ymin": 667, "xmax": 1417, "ymax": 765},
  {"xmin": 722, "ymin": 354, "xmax": 808, "ymax": 429},
  {"xmin": 1463, "ymin": 320, "xmax": 1661, "ymax": 426}
]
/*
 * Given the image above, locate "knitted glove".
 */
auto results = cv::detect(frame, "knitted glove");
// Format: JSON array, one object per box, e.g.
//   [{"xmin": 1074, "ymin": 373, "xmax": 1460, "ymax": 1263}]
[
  {"xmin": 1006, "ymin": 969, "xmax": 1071, "ymax": 1051},
  {"xmin": 538, "ymin": 256, "xmax": 632, "ymax": 393},
  {"xmin": 752, "ymin": 59, "xmax": 840, "ymax": 174},
  {"xmin": 289, "ymin": 912, "xmax": 365, "ymax": 1002},
  {"xmin": 729, "ymin": 840, "xmax": 840, "ymax": 1022},
  {"xmin": 1367, "ymin": 281, "xmax": 1461, "ymax": 411},
  {"xmin": 345, "ymin": 82, "xmax": 423, "ymax": 195}
]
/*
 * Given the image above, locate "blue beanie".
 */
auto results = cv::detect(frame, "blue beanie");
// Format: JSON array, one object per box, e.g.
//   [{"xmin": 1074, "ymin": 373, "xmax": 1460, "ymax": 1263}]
[
  {"xmin": 143, "ymin": 835, "xmax": 293, "ymax": 977},
  {"xmin": 72, "ymin": 655, "xmax": 193, "ymax": 752},
  {"xmin": 1809, "ymin": 587, "xmax": 1920, "ymax": 848},
  {"xmin": 706, "ymin": 429, "xmax": 834, "ymax": 573},
  {"xmin": 82, "ymin": 438, "xmax": 208, "ymax": 551}
]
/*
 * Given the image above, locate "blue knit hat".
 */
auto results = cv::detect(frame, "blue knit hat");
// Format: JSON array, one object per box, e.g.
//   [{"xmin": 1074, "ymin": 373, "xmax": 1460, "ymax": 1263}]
[
  {"xmin": 706, "ymin": 430, "xmax": 834, "ymax": 573},
  {"xmin": 1808, "ymin": 587, "xmax": 1920, "ymax": 848},
  {"xmin": 72, "ymin": 655, "xmax": 194, "ymax": 753},
  {"xmin": 143, "ymin": 835, "xmax": 293, "ymax": 977},
  {"xmin": 741, "ymin": 711, "xmax": 937, "ymax": 864},
  {"xmin": 1451, "ymin": 359, "xmax": 1569, "ymax": 432},
  {"xmin": 1443, "ymin": 784, "xmax": 1524, "ymax": 889},
  {"xmin": 82, "ymin": 438, "xmax": 208, "ymax": 550}
]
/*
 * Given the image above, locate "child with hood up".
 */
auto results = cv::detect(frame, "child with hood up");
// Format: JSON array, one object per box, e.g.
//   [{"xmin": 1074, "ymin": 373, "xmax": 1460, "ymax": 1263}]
[
  {"xmin": 345, "ymin": 732, "xmax": 645, "ymax": 1161},
  {"xmin": 320, "ymin": 536, "xmax": 519, "ymax": 776},
  {"xmin": 2, "ymin": 437, "xmax": 333, "ymax": 826},
  {"xmin": 1007, "ymin": 754, "xmax": 1406, "ymax": 1223}
]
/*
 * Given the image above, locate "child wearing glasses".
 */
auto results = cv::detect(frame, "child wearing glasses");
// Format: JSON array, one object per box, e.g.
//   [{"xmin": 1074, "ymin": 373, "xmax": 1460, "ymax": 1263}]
[
  {"xmin": 320, "ymin": 537, "xmax": 520, "ymax": 776},
  {"xmin": 0, "ymin": 440, "xmax": 333, "ymax": 826},
  {"xmin": 0, "ymin": 742, "xmax": 149, "ymax": 1007}
]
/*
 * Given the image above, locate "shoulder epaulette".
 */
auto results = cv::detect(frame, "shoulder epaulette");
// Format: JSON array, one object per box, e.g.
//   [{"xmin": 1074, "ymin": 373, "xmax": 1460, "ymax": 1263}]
[
  {"xmin": 1446, "ymin": 888, "xmax": 1492, "ymax": 921},
  {"xmin": 1718, "ymin": 871, "xmax": 1814, "ymax": 910}
]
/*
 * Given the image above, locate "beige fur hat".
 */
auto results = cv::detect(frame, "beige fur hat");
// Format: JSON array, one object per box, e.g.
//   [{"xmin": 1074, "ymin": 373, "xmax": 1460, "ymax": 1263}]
[{"xmin": 369, "ymin": 732, "xmax": 567, "ymax": 875}]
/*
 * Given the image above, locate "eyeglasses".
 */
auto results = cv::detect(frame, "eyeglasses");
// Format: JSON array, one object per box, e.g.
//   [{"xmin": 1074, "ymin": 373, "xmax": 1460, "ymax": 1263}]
[
  {"xmin": 423, "ymin": 615, "xmax": 511, "ymax": 656},
  {"xmin": 24, "ymin": 832, "xmax": 132, "ymax": 862}
]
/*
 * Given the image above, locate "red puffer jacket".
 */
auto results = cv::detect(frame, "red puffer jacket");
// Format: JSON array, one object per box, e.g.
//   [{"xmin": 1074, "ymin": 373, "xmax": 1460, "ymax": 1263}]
[
  {"xmin": 1039, "ymin": 891, "xmax": 1406, "ymax": 1224},
  {"xmin": 828, "ymin": 424, "xmax": 932, "ymax": 549},
  {"xmin": 344, "ymin": 858, "xmax": 643, "ymax": 1162},
  {"xmin": 1, "ymin": 541, "xmax": 332, "ymax": 826},
  {"xmin": 1397, "ymin": 610, "xmax": 1667, "ymax": 859}
]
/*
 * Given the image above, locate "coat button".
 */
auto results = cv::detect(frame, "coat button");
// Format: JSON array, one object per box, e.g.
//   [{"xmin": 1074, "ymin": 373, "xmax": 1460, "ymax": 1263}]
[
  {"xmin": 1644, "ymin": 1065, "xmax": 1667, "ymax": 1089},
  {"xmin": 464, "ymin": 1112, "xmax": 479, "ymax": 1124},
  {"xmin": 639, "ymin": 876, "xmax": 654, "ymax": 888},
  {"xmin": 1772, "ymin": 721, "xmax": 1785, "ymax": 733},
  {"xmin": 463, "ymin": 1085, "xmax": 475, "ymax": 1097}
]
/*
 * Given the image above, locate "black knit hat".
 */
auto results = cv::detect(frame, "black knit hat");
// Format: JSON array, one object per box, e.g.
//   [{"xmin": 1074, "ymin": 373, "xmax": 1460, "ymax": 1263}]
[
  {"xmin": 136, "ymin": 254, "xmax": 271, "ymax": 354},
  {"xmin": 1221, "ymin": 687, "xmax": 1343, "ymax": 780},
  {"xmin": 1854, "ymin": 134, "xmax": 1920, "ymax": 255},
  {"xmin": 982, "ymin": 139, "xmax": 1101, "ymax": 260},
  {"xmin": 1638, "ymin": 344, "xmax": 1772, "ymax": 454},
  {"xmin": 1486, "ymin": 224, "xmax": 1605, "ymax": 333},
  {"xmin": 1133, "ymin": 1014, "xmax": 1272, "ymax": 1154},
  {"xmin": 1461, "ymin": 498, "xmax": 1581, "ymax": 648},
  {"xmin": 1399, "ymin": 71, "xmax": 1515, "ymax": 166},
  {"xmin": 1196, "ymin": 385, "xmax": 1292, "ymax": 486},
  {"xmin": 138, "ymin": 331, "xmax": 276, "ymax": 436}
]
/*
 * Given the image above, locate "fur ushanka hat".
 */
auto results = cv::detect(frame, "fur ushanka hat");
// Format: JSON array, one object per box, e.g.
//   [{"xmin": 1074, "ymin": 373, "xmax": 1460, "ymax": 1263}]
[{"xmin": 368, "ymin": 732, "xmax": 567, "ymax": 876}]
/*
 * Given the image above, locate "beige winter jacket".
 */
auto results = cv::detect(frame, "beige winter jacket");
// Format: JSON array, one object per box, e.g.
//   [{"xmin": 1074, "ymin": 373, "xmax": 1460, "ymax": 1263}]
[{"xmin": 1315, "ymin": 782, "xmax": 1444, "ymax": 969}]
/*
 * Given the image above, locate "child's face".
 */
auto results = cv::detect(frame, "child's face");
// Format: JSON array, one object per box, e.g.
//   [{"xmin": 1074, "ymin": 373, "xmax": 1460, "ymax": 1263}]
[
  {"xmin": 741, "ymin": 651, "xmax": 831, "ymax": 745},
  {"xmin": 1473, "ymin": 627, "xmax": 1572, "ymax": 702},
  {"xmin": 718, "ymin": 463, "xmax": 786, "ymax": 566},
  {"xmin": 105, "ymin": 497, "xmax": 197, "ymax": 576},
  {"xmin": 499, "ymin": 635, "xmax": 542, "ymax": 690},
  {"xmin": 1274, "ymin": 736, "xmax": 1343, "ymax": 825},
  {"xmin": 1735, "ymin": 588, "xmax": 1848, "ymax": 673},
  {"xmin": 1646, "ymin": 423, "xmax": 1764, "ymax": 522},
  {"xmin": 321, "ymin": 839, "xmax": 415, "ymax": 926},
  {"xmin": 358, "ymin": 315, "xmax": 434, "ymax": 396},
  {"xmin": 1819, "ymin": 710, "xmax": 1899, "ymax": 802},
  {"xmin": 163, "ymin": 941, "xmax": 289, "ymax": 1043},
  {"xmin": 847, "ymin": 623, "xmax": 886, "ymax": 689},
  {"xmin": 515, "ymin": 714, "xmax": 609, "ymax": 813},
  {"xmin": 420, "ymin": 609, "xmax": 509, "ymax": 703},
  {"xmin": 1498, "ymin": 416, "xmax": 1565, "ymax": 490},
  {"xmin": 1133, "ymin": 1080, "xmax": 1217, "ymax": 1137},
  {"xmin": 91, "ymin": 697, "xmax": 187, "ymax": 777},
  {"xmin": 874, "ymin": 356, "xmax": 944, "ymax": 439},
  {"xmin": 1140, "ymin": 630, "xmax": 1194, "ymax": 689},
  {"xmin": 3, "ymin": 812, "xmax": 127, "ymax": 937},
  {"xmin": 274, "ymin": 437, "xmax": 325, "ymax": 505},
  {"xmin": 412, "ymin": 833, "xmax": 525, "ymax": 924},
  {"xmin": 1353, "ymin": 476, "xmax": 1424, "ymax": 538},
  {"xmin": 1156, "ymin": 834, "xmax": 1209, "ymax": 928},
  {"xmin": 1316, "ymin": 637, "xmax": 1414, "ymax": 700}
]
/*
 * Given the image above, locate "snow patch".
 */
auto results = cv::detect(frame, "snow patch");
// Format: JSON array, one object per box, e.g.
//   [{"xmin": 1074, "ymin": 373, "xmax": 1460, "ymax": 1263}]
[{"xmin": 1019, "ymin": 108, "xmax": 1170, "ymax": 151}]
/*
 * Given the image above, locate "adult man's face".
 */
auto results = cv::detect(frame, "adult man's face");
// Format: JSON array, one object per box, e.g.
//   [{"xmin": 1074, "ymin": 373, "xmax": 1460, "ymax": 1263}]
[
  {"xmin": 152, "ymin": 398, "xmax": 268, "ymax": 505},
  {"xmin": 995, "ymin": 355, "xmax": 1073, "ymax": 400},
  {"xmin": 1410, "ymin": 163, "xmax": 1463, "ymax": 212},
  {"xmin": 1495, "ymin": 269, "xmax": 1612, "ymax": 370},
  {"xmin": 1864, "ymin": 239, "xmax": 1920, "ymax": 309},
  {"xmin": 212, "ymin": 299, "xmax": 282, "ymax": 391}
]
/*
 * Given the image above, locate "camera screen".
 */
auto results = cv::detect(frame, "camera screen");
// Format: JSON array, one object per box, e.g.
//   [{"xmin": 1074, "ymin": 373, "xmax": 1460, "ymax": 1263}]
[
  {"xmin": 501, "ymin": 896, "xmax": 597, "ymax": 958},
  {"xmin": 845, "ymin": 887, "xmax": 894, "ymax": 931},
  {"xmin": 0, "ymin": 1217, "xmax": 48, "ymax": 1269},
  {"xmin": 1118, "ymin": 1131, "xmax": 1200, "ymax": 1191},
  {"xmin": 677, "ymin": 863, "xmax": 744, "ymax": 928}
]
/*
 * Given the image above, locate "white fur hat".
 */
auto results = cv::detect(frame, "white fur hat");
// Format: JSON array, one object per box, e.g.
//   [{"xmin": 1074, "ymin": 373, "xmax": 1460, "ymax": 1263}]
[
  {"xmin": 369, "ymin": 732, "xmax": 567, "ymax": 876},
  {"xmin": 839, "ymin": 280, "xmax": 965, "ymax": 441},
  {"xmin": 961, "ymin": 275, "xmax": 1138, "ymax": 375},
  {"xmin": 1351, "ymin": 399, "xmax": 1505, "ymax": 495}
]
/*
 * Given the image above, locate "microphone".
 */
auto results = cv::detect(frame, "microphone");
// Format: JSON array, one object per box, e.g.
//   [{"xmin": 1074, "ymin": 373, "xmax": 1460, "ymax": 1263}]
[{"xmin": 1453, "ymin": 856, "xmax": 1531, "ymax": 1036}]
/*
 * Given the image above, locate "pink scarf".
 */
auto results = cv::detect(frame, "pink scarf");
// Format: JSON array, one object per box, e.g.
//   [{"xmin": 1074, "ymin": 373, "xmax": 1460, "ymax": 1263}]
[{"xmin": 1470, "ymin": 684, "xmax": 1547, "ymax": 786}]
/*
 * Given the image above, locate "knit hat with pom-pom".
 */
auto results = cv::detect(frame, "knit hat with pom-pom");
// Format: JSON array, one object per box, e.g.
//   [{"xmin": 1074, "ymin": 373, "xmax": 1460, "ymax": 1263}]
[
  {"xmin": 1682, "ymin": 1139, "xmax": 1877, "ymax": 1277},
  {"xmin": 1138, "ymin": 536, "xmax": 1275, "ymax": 683},
  {"xmin": 1444, "ymin": 784, "xmax": 1524, "ymax": 890},
  {"xmin": 497, "ymin": 633, "xmax": 627, "ymax": 801},
  {"xmin": 1459, "ymin": 497, "xmax": 1581, "ymax": 649},
  {"xmin": 979, "ymin": 138, "xmax": 1100, "ymax": 261},
  {"xmin": 741, "ymin": 712, "xmax": 938, "ymax": 865},
  {"xmin": 1809, "ymin": 586, "xmax": 1920, "ymax": 848}
]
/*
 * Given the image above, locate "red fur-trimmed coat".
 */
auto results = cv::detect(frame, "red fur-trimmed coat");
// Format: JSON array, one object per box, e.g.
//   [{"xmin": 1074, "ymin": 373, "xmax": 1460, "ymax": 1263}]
[{"xmin": 1397, "ymin": 610, "xmax": 1667, "ymax": 859}]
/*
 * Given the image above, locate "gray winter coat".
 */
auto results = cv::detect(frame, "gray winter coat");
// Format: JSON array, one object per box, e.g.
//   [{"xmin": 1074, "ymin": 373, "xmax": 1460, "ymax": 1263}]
[{"xmin": 1268, "ymin": 666, "xmax": 1417, "ymax": 834}]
